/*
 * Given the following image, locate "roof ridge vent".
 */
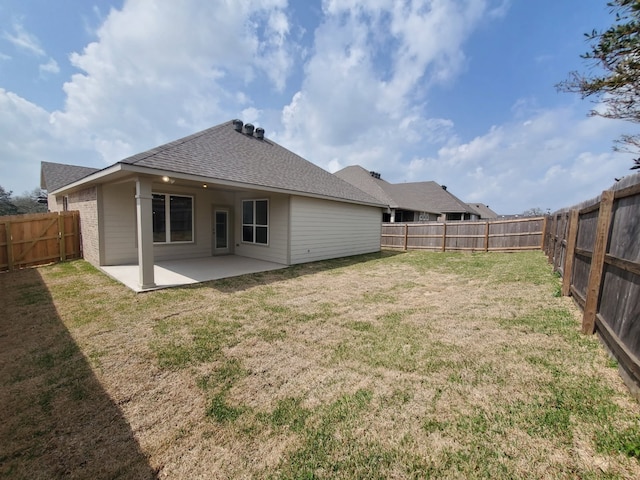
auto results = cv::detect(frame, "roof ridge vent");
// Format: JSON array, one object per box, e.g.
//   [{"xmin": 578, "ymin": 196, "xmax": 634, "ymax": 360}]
[
  {"xmin": 233, "ymin": 119, "xmax": 243, "ymax": 132},
  {"xmin": 255, "ymin": 127, "xmax": 265, "ymax": 140},
  {"xmin": 244, "ymin": 123, "xmax": 255, "ymax": 136},
  {"xmin": 369, "ymin": 171, "xmax": 381, "ymax": 179}
]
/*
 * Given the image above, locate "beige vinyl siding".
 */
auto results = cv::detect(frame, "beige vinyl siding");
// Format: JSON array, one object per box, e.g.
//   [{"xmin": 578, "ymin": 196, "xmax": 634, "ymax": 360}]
[
  {"xmin": 289, "ymin": 196, "xmax": 381, "ymax": 264},
  {"xmin": 103, "ymin": 183, "xmax": 137, "ymax": 265},
  {"xmin": 233, "ymin": 192, "xmax": 288, "ymax": 265}
]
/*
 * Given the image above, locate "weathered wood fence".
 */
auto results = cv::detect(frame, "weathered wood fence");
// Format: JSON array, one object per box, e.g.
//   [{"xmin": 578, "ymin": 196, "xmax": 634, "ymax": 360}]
[
  {"xmin": 382, "ymin": 217, "xmax": 545, "ymax": 252},
  {"xmin": 544, "ymin": 173, "xmax": 640, "ymax": 389},
  {"xmin": 0, "ymin": 211, "xmax": 81, "ymax": 272}
]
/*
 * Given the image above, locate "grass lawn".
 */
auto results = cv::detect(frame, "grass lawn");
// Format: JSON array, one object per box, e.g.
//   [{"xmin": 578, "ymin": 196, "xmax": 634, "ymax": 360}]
[{"xmin": 1, "ymin": 250, "xmax": 639, "ymax": 479}]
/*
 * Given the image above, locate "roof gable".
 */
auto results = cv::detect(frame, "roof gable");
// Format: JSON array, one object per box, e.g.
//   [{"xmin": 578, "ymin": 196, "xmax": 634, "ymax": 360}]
[{"xmin": 41, "ymin": 162, "xmax": 100, "ymax": 192}]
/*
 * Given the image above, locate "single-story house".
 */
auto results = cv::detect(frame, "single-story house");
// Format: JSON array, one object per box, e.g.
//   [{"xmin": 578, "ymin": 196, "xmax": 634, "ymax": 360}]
[
  {"xmin": 41, "ymin": 120, "xmax": 385, "ymax": 290},
  {"xmin": 334, "ymin": 165, "xmax": 483, "ymax": 222}
]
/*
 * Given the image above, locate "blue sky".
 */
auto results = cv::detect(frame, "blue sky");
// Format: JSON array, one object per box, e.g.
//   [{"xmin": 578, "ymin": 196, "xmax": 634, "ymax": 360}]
[{"xmin": 0, "ymin": 0, "xmax": 635, "ymax": 214}]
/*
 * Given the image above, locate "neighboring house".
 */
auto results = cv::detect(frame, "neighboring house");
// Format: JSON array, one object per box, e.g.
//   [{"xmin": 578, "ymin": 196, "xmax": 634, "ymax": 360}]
[
  {"xmin": 466, "ymin": 203, "xmax": 498, "ymax": 219},
  {"xmin": 41, "ymin": 120, "xmax": 384, "ymax": 289},
  {"xmin": 334, "ymin": 165, "xmax": 482, "ymax": 222}
]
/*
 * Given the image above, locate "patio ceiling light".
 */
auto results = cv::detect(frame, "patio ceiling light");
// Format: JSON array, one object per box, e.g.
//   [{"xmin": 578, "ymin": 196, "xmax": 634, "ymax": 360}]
[{"xmin": 161, "ymin": 176, "xmax": 175, "ymax": 184}]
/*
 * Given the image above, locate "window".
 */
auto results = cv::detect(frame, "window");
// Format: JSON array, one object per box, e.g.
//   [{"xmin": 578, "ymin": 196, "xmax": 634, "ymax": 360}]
[
  {"xmin": 242, "ymin": 199, "xmax": 268, "ymax": 245},
  {"xmin": 152, "ymin": 193, "xmax": 193, "ymax": 243}
]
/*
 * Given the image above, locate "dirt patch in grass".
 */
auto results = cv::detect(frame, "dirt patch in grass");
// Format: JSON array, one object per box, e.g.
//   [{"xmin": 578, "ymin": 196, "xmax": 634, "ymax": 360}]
[{"xmin": 1, "ymin": 251, "xmax": 639, "ymax": 479}]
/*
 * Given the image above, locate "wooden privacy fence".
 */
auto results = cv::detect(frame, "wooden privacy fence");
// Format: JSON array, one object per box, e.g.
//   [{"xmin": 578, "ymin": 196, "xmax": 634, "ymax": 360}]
[
  {"xmin": 382, "ymin": 217, "xmax": 545, "ymax": 252},
  {"xmin": 544, "ymin": 173, "xmax": 640, "ymax": 389},
  {"xmin": 0, "ymin": 211, "xmax": 81, "ymax": 272}
]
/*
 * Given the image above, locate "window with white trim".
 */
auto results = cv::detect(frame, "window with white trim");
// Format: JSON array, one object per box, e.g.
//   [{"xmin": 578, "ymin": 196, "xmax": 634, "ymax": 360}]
[
  {"xmin": 152, "ymin": 193, "xmax": 193, "ymax": 243},
  {"xmin": 242, "ymin": 199, "xmax": 268, "ymax": 245}
]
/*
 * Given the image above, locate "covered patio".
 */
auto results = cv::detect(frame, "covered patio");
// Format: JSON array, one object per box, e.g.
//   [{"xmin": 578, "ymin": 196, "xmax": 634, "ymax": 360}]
[{"xmin": 100, "ymin": 255, "xmax": 287, "ymax": 292}]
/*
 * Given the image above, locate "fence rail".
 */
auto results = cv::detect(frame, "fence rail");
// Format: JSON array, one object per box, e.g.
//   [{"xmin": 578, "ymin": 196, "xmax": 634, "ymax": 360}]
[
  {"xmin": 0, "ymin": 211, "xmax": 81, "ymax": 272},
  {"xmin": 544, "ymin": 173, "xmax": 640, "ymax": 390},
  {"xmin": 382, "ymin": 217, "xmax": 545, "ymax": 252}
]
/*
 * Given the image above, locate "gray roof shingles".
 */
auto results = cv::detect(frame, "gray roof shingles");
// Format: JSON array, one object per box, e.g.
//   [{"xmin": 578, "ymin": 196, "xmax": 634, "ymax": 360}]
[
  {"xmin": 335, "ymin": 165, "xmax": 474, "ymax": 215},
  {"xmin": 466, "ymin": 203, "xmax": 498, "ymax": 218},
  {"xmin": 41, "ymin": 161, "xmax": 100, "ymax": 192},
  {"xmin": 118, "ymin": 121, "xmax": 383, "ymax": 206},
  {"xmin": 333, "ymin": 165, "xmax": 398, "ymax": 208}
]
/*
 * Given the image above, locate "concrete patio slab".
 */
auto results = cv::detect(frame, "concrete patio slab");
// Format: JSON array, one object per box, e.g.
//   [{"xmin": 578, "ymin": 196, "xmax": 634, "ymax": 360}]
[{"xmin": 101, "ymin": 256, "xmax": 287, "ymax": 292}]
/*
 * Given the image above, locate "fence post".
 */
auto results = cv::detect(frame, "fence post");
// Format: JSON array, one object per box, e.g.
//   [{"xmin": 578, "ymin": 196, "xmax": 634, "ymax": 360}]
[
  {"xmin": 58, "ymin": 213, "xmax": 67, "ymax": 261},
  {"xmin": 5, "ymin": 221, "xmax": 13, "ymax": 272},
  {"xmin": 582, "ymin": 190, "xmax": 615, "ymax": 334},
  {"xmin": 484, "ymin": 221, "xmax": 490, "ymax": 252},
  {"xmin": 547, "ymin": 215, "xmax": 556, "ymax": 263},
  {"xmin": 403, "ymin": 224, "xmax": 408, "ymax": 251},
  {"xmin": 541, "ymin": 216, "xmax": 548, "ymax": 252},
  {"xmin": 441, "ymin": 223, "xmax": 447, "ymax": 252},
  {"xmin": 562, "ymin": 209, "xmax": 579, "ymax": 296}
]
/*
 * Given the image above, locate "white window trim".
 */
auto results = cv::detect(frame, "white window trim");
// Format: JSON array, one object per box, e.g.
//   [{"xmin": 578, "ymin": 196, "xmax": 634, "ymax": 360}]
[
  {"xmin": 242, "ymin": 198, "xmax": 269, "ymax": 246},
  {"xmin": 152, "ymin": 192, "xmax": 195, "ymax": 244}
]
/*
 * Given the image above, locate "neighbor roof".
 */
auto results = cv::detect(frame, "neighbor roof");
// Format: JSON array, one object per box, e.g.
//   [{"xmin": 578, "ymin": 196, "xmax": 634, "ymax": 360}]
[
  {"xmin": 41, "ymin": 162, "xmax": 100, "ymax": 192},
  {"xmin": 335, "ymin": 165, "xmax": 474, "ymax": 215},
  {"xmin": 45, "ymin": 121, "xmax": 383, "ymax": 207},
  {"xmin": 386, "ymin": 181, "xmax": 475, "ymax": 214},
  {"xmin": 466, "ymin": 203, "xmax": 498, "ymax": 219},
  {"xmin": 333, "ymin": 165, "xmax": 398, "ymax": 208}
]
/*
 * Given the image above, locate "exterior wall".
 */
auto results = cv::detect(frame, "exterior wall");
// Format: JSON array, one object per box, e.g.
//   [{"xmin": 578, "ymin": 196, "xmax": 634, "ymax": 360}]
[
  {"xmin": 47, "ymin": 193, "xmax": 64, "ymax": 212},
  {"xmin": 233, "ymin": 192, "xmax": 289, "ymax": 264},
  {"xmin": 100, "ymin": 180, "xmax": 235, "ymax": 265},
  {"xmin": 65, "ymin": 187, "xmax": 100, "ymax": 266},
  {"xmin": 102, "ymin": 183, "xmax": 137, "ymax": 265},
  {"xmin": 289, "ymin": 196, "xmax": 381, "ymax": 264}
]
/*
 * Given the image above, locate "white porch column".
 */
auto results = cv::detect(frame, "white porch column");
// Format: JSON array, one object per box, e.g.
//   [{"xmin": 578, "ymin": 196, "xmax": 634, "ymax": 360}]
[
  {"xmin": 135, "ymin": 177, "xmax": 155, "ymax": 289},
  {"xmin": 390, "ymin": 209, "xmax": 396, "ymax": 223}
]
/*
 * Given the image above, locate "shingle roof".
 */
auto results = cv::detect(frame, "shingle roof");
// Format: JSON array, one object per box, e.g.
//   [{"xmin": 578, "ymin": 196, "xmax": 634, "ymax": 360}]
[
  {"xmin": 41, "ymin": 161, "xmax": 100, "ymax": 192},
  {"xmin": 333, "ymin": 165, "xmax": 398, "ymax": 207},
  {"xmin": 334, "ymin": 165, "xmax": 474, "ymax": 215},
  {"xmin": 386, "ymin": 181, "xmax": 474, "ymax": 214},
  {"xmin": 466, "ymin": 203, "xmax": 498, "ymax": 218},
  {"xmin": 116, "ymin": 120, "xmax": 383, "ymax": 206}
]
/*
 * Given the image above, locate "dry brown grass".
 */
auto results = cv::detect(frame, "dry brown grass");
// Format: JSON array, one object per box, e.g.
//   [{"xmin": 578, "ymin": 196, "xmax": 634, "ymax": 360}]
[{"xmin": 1, "ymin": 251, "xmax": 639, "ymax": 479}]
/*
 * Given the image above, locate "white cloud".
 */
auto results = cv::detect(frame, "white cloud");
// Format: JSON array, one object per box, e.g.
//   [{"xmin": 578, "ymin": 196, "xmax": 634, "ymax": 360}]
[
  {"xmin": 39, "ymin": 58, "xmax": 60, "ymax": 75},
  {"xmin": 46, "ymin": 0, "xmax": 295, "ymax": 163},
  {"xmin": 405, "ymin": 107, "xmax": 635, "ymax": 214},
  {"xmin": 0, "ymin": 88, "xmax": 100, "ymax": 193},
  {"xmin": 3, "ymin": 20, "xmax": 45, "ymax": 56},
  {"xmin": 277, "ymin": 0, "xmax": 496, "ymax": 176},
  {"xmin": 1, "ymin": 0, "xmax": 295, "ymax": 193}
]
